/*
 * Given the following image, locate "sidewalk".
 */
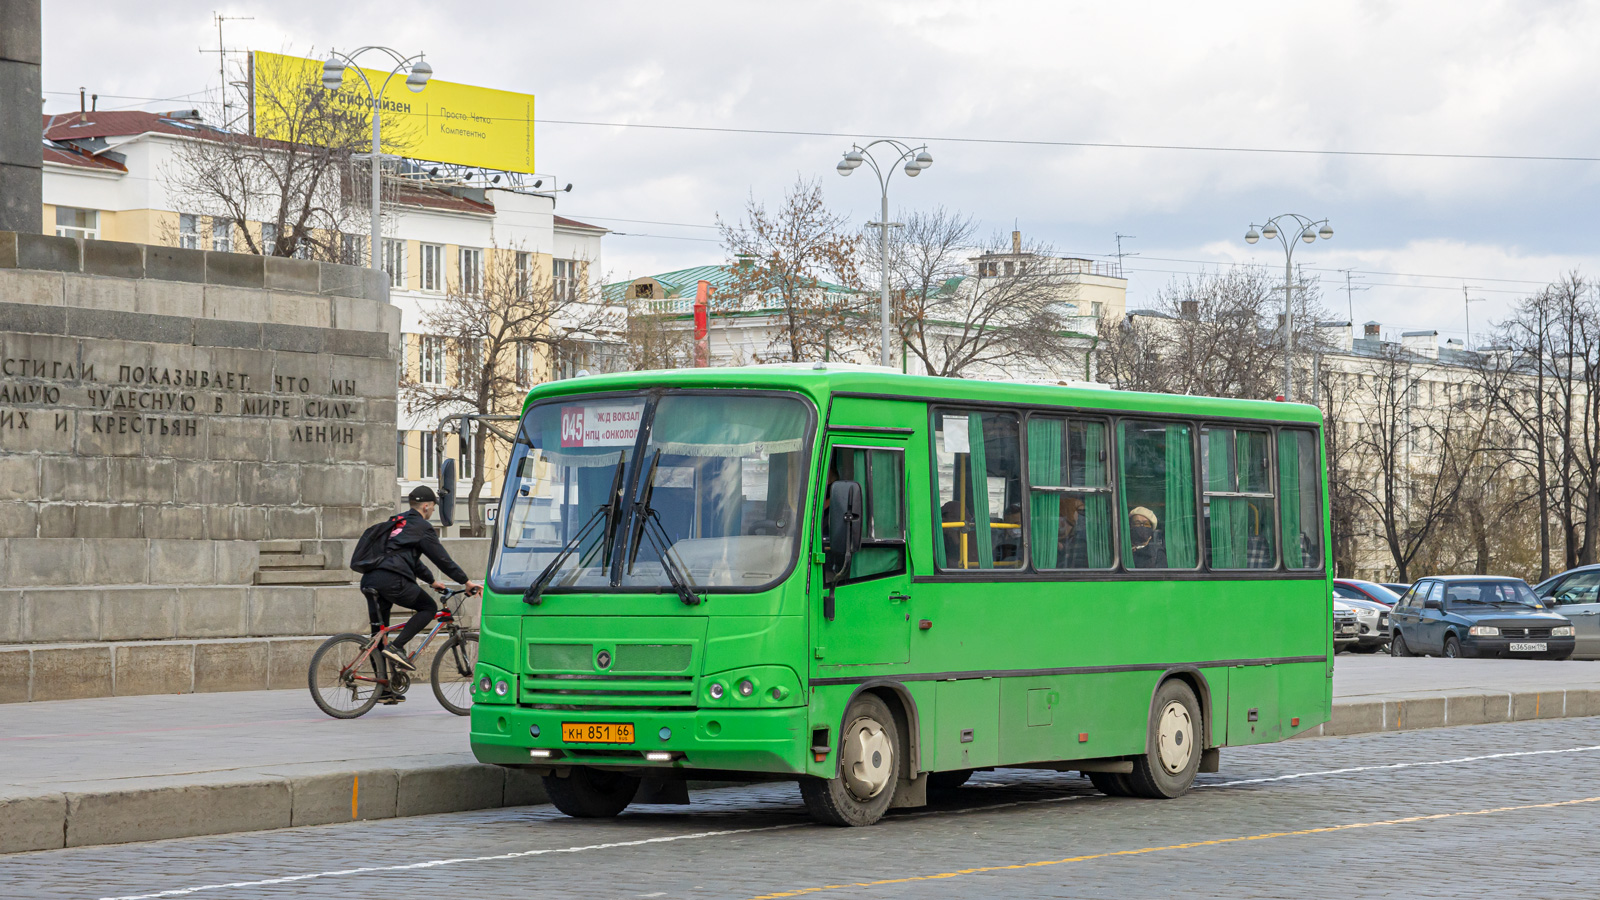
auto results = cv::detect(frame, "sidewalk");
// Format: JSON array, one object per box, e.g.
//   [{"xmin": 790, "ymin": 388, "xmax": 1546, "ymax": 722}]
[{"xmin": 5, "ymin": 654, "xmax": 1600, "ymax": 854}]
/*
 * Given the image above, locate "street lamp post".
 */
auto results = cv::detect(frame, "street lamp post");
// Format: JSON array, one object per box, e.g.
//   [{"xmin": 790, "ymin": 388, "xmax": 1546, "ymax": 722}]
[
  {"xmin": 1245, "ymin": 214, "xmax": 1333, "ymax": 401},
  {"xmin": 320, "ymin": 48, "xmax": 433, "ymax": 270},
  {"xmin": 836, "ymin": 140, "xmax": 933, "ymax": 367}
]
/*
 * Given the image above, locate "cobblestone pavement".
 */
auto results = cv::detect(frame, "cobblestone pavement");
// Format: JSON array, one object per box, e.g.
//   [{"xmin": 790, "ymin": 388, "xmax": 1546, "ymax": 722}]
[{"xmin": 6, "ymin": 717, "xmax": 1600, "ymax": 899}]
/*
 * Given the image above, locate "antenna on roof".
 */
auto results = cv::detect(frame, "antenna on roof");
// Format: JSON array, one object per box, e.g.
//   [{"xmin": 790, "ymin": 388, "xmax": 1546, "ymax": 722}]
[
  {"xmin": 1113, "ymin": 233, "xmax": 1137, "ymax": 278},
  {"xmin": 201, "ymin": 11, "xmax": 253, "ymax": 128}
]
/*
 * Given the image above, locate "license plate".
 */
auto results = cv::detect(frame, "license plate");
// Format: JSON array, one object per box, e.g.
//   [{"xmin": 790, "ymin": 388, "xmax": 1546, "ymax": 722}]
[
  {"xmin": 1509, "ymin": 642, "xmax": 1547, "ymax": 653},
  {"xmin": 562, "ymin": 722, "xmax": 635, "ymax": 744}
]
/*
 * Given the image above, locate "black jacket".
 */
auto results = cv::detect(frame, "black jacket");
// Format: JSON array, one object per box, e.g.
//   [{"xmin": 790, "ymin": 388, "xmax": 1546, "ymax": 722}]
[{"xmin": 371, "ymin": 509, "xmax": 471, "ymax": 584}]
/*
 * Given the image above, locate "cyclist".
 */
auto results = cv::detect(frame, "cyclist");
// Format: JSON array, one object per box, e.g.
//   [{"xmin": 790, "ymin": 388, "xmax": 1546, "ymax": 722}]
[{"xmin": 361, "ymin": 486, "xmax": 481, "ymax": 689}]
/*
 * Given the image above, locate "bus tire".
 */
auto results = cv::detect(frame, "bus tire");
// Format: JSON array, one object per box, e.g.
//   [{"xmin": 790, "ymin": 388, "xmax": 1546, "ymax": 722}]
[
  {"xmin": 1129, "ymin": 680, "xmax": 1202, "ymax": 799},
  {"xmin": 800, "ymin": 693, "xmax": 900, "ymax": 826},
  {"xmin": 543, "ymin": 767, "xmax": 640, "ymax": 818},
  {"xmin": 1087, "ymin": 771, "xmax": 1134, "ymax": 797}
]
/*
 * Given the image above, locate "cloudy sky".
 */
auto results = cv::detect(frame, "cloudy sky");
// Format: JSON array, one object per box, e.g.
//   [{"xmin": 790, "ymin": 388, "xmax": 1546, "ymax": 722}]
[{"xmin": 42, "ymin": 1, "xmax": 1600, "ymax": 344}]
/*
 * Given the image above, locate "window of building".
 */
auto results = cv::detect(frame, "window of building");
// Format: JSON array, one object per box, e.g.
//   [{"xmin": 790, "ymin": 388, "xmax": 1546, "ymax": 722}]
[
  {"xmin": 260, "ymin": 223, "xmax": 278, "ymax": 256},
  {"xmin": 459, "ymin": 247, "xmax": 483, "ymax": 296},
  {"xmin": 459, "ymin": 429, "xmax": 474, "ymax": 480},
  {"xmin": 553, "ymin": 258, "xmax": 577, "ymax": 303},
  {"xmin": 212, "ymin": 218, "xmax": 232, "ymax": 253},
  {"xmin": 419, "ymin": 335, "xmax": 447, "ymax": 385},
  {"xmin": 1026, "ymin": 416, "xmax": 1114, "ymax": 569},
  {"xmin": 420, "ymin": 243, "xmax": 444, "ymax": 292},
  {"xmin": 829, "ymin": 446, "xmax": 906, "ymax": 582},
  {"xmin": 54, "ymin": 206, "xmax": 99, "ymax": 240},
  {"xmin": 934, "ymin": 410, "xmax": 1023, "ymax": 570},
  {"xmin": 1279, "ymin": 429, "xmax": 1323, "ymax": 570},
  {"xmin": 516, "ymin": 342, "xmax": 537, "ymax": 386},
  {"xmin": 1118, "ymin": 419, "xmax": 1199, "ymax": 569},
  {"xmin": 420, "ymin": 431, "xmax": 437, "ymax": 479},
  {"xmin": 395, "ymin": 431, "xmax": 407, "ymax": 479},
  {"xmin": 382, "ymin": 239, "xmax": 406, "ymax": 289},
  {"xmin": 1003, "ymin": 260, "xmax": 1015, "ymax": 277},
  {"xmin": 179, "ymin": 213, "xmax": 201, "ymax": 249},
  {"xmin": 1202, "ymin": 426, "xmax": 1276, "ymax": 570},
  {"xmin": 516, "ymin": 251, "xmax": 531, "ymax": 297},
  {"xmin": 340, "ymin": 233, "xmax": 366, "ymax": 267}
]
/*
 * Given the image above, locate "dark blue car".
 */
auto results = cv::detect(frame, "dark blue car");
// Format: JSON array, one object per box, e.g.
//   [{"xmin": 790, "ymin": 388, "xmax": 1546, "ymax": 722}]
[{"xmin": 1389, "ymin": 575, "xmax": 1575, "ymax": 659}]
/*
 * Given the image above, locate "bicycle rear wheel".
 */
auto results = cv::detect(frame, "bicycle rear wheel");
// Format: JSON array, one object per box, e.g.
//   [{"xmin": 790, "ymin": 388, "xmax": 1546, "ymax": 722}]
[
  {"xmin": 309, "ymin": 633, "xmax": 383, "ymax": 719},
  {"xmin": 431, "ymin": 630, "xmax": 479, "ymax": 716}
]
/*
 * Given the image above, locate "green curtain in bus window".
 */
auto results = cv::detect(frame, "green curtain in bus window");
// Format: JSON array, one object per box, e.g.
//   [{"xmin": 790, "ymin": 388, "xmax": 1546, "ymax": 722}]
[
  {"xmin": 650, "ymin": 395, "xmax": 809, "ymax": 456},
  {"xmin": 967, "ymin": 412, "xmax": 995, "ymax": 569},
  {"xmin": 1164, "ymin": 423, "xmax": 1198, "ymax": 568},
  {"xmin": 1206, "ymin": 428, "xmax": 1248, "ymax": 569},
  {"xmin": 868, "ymin": 449, "xmax": 903, "ymax": 541},
  {"xmin": 1081, "ymin": 422, "xmax": 1112, "ymax": 567},
  {"xmin": 1027, "ymin": 418, "xmax": 1062, "ymax": 570},
  {"xmin": 1279, "ymin": 430, "xmax": 1322, "ymax": 569}
]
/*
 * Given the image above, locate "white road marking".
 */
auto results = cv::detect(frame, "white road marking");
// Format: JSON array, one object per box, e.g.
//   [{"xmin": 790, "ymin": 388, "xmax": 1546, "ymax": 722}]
[
  {"xmin": 99, "ymin": 741, "xmax": 1600, "ymax": 900},
  {"xmin": 100, "ymin": 825, "xmax": 807, "ymax": 900}
]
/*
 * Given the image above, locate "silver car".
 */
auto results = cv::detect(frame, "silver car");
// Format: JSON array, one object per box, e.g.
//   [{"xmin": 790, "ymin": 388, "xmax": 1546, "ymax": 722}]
[
  {"xmin": 1332, "ymin": 590, "xmax": 1391, "ymax": 652},
  {"xmin": 1333, "ymin": 600, "xmax": 1361, "ymax": 652}
]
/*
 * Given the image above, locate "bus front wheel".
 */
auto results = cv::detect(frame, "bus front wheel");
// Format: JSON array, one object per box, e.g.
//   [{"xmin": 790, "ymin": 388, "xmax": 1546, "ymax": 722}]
[
  {"xmin": 1128, "ymin": 680, "xmax": 1202, "ymax": 799},
  {"xmin": 801, "ymin": 693, "xmax": 901, "ymax": 826},
  {"xmin": 543, "ymin": 767, "xmax": 640, "ymax": 818}
]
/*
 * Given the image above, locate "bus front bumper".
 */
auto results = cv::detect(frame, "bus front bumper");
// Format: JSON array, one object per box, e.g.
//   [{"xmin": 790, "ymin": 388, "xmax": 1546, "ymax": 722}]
[{"xmin": 470, "ymin": 704, "xmax": 810, "ymax": 775}]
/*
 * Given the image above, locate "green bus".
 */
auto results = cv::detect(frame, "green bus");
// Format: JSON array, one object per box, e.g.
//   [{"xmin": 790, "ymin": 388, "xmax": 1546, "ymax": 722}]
[{"xmin": 468, "ymin": 365, "xmax": 1332, "ymax": 826}]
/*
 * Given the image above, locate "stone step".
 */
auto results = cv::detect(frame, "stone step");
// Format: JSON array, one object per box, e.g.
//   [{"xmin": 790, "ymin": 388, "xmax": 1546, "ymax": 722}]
[
  {"xmin": 256, "ymin": 553, "xmax": 327, "ymax": 568},
  {"xmin": 257, "ymin": 540, "xmax": 305, "ymax": 554},
  {"xmin": 253, "ymin": 568, "xmax": 355, "ymax": 586}
]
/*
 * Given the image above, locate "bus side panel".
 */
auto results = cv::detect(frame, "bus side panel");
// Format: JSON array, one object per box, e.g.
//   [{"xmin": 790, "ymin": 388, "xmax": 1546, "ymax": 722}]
[
  {"xmin": 1199, "ymin": 666, "xmax": 1230, "ymax": 747},
  {"xmin": 1058, "ymin": 672, "xmax": 1152, "ymax": 761},
  {"xmin": 934, "ymin": 678, "xmax": 999, "ymax": 771},
  {"xmin": 1226, "ymin": 661, "xmax": 1325, "ymax": 745}
]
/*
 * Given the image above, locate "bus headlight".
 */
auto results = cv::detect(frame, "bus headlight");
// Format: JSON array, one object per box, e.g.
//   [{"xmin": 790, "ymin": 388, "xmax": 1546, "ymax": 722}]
[
  {"xmin": 708, "ymin": 682, "xmax": 725, "ymax": 700},
  {"xmin": 1553, "ymin": 626, "xmax": 1575, "ymax": 637},
  {"xmin": 478, "ymin": 676, "xmax": 493, "ymax": 693},
  {"xmin": 494, "ymin": 680, "xmax": 509, "ymax": 696},
  {"xmin": 1468, "ymin": 626, "xmax": 1499, "ymax": 637},
  {"xmin": 738, "ymin": 679, "xmax": 755, "ymax": 697}
]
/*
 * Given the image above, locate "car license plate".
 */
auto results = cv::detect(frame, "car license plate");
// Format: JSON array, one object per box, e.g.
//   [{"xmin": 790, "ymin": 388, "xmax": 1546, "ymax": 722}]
[
  {"xmin": 1509, "ymin": 642, "xmax": 1547, "ymax": 653},
  {"xmin": 562, "ymin": 722, "xmax": 635, "ymax": 744}
]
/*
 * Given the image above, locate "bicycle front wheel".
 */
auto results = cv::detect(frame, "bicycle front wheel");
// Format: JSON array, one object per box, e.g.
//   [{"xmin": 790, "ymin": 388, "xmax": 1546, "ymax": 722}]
[
  {"xmin": 431, "ymin": 631, "xmax": 479, "ymax": 716},
  {"xmin": 309, "ymin": 633, "xmax": 383, "ymax": 719}
]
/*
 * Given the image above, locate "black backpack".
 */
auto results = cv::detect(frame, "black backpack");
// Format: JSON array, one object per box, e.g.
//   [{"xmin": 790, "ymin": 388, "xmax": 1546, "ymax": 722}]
[{"xmin": 350, "ymin": 514, "xmax": 407, "ymax": 573}]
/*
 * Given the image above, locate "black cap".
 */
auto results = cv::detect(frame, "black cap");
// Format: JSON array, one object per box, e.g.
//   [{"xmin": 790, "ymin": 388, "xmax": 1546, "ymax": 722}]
[{"xmin": 407, "ymin": 485, "xmax": 438, "ymax": 504}]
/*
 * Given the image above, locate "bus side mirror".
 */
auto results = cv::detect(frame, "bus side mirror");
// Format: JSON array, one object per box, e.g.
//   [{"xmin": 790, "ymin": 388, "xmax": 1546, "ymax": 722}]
[
  {"xmin": 439, "ymin": 458, "xmax": 457, "ymax": 527},
  {"xmin": 823, "ymin": 480, "xmax": 864, "ymax": 621}
]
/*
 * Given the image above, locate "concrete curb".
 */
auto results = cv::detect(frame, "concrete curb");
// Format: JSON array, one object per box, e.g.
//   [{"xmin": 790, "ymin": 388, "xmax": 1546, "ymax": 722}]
[{"xmin": 5, "ymin": 688, "xmax": 1599, "ymax": 855}]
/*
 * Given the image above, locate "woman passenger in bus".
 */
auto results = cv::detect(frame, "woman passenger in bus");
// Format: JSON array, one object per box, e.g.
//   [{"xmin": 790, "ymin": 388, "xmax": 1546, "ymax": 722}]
[
  {"xmin": 1057, "ymin": 495, "xmax": 1088, "ymax": 568},
  {"xmin": 1129, "ymin": 506, "xmax": 1167, "ymax": 568}
]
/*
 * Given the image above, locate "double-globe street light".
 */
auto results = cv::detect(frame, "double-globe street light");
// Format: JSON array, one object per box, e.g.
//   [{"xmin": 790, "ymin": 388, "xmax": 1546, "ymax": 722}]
[
  {"xmin": 836, "ymin": 140, "xmax": 933, "ymax": 367},
  {"xmin": 1245, "ymin": 214, "xmax": 1333, "ymax": 401},
  {"xmin": 321, "ymin": 48, "xmax": 433, "ymax": 270}
]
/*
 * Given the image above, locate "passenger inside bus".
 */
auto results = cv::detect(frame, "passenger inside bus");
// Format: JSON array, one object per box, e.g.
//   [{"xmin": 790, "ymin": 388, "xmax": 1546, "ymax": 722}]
[
  {"xmin": 1056, "ymin": 495, "xmax": 1089, "ymax": 568},
  {"xmin": 1128, "ymin": 506, "xmax": 1167, "ymax": 568}
]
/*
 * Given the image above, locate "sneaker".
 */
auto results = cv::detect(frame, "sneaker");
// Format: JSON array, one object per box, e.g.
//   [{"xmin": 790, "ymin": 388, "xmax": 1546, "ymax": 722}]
[
  {"xmin": 377, "ymin": 693, "xmax": 406, "ymax": 705},
  {"xmin": 381, "ymin": 646, "xmax": 416, "ymax": 672}
]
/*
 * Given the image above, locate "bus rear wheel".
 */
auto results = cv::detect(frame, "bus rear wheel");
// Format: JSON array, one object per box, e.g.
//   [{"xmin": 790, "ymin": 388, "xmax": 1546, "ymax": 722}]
[
  {"xmin": 543, "ymin": 767, "xmax": 640, "ymax": 818},
  {"xmin": 1087, "ymin": 771, "xmax": 1134, "ymax": 797},
  {"xmin": 1128, "ymin": 680, "xmax": 1202, "ymax": 799},
  {"xmin": 800, "ymin": 694, "xmax": 900, "ymax": 826}
]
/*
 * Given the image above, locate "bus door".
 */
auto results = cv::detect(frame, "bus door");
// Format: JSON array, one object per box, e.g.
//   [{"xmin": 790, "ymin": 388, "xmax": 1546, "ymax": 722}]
[{"xmin": 820, "ymin": 438, "xmax": 911, "ymax": 666}]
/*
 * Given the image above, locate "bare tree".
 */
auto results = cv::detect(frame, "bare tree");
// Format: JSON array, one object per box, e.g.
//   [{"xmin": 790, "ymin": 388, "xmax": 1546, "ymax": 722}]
[
  {"xmin": 619, "ymin": 307, "xmax": 695, "ymax": 371},
  {"xmin": 1317, "ymin": 366, "xmax": 1363, "ymax": 577},
  {"xmin": 402, "ymin": 244, "xmax": 609, "ymax": 533},
  {"xmin": 718, "ymin": 178, "xmax": 866, "ymax": 362},
  {"xmin": 892, "ymin": 217, "xmax": 1084, "ymax": 378},
  {"xmin": 163, "ymin": 52, "xmax": 391, "ymax": 260},
  {"xmin": 1340, "ymin": 344, "xmax": 1481, "ymax": 581}
]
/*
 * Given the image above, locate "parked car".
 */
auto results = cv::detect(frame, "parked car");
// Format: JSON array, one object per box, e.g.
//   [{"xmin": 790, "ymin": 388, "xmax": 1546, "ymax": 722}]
[
  {"xmin": 1389, "ymin": 576, "xmax": 1575, "ymax": 659},
  {"xmin": 1335, "ymin": 579, "xmax": 1402, "ymax": 608},
  {"xmin": 1333, "ymin": 599, "xmax": 1361, "ymax": 652},
  {"xmin": 1531, "ymin": 565, "xmax": 1600, "ymax": 660},
  {"xmin": 1332, "ymin": 589, "xmax": 1391, "ymax": 651},
  {"xmin": 1380, "ymin": 583, "xmax": 1411, "ymax": 597}
]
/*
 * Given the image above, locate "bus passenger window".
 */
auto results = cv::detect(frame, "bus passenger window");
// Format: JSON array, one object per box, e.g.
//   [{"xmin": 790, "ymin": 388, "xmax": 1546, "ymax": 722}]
[
  {"xmin": 934, "ymin": 410, "xmax": 1022, "ymax": 570},
  {"xmin": 1118, "ymin": 420, "xmax": 1199, "ymax": 569},
  {"xmin": 830, "ymin": 446, "xmax": 906, "ymax": 582},
  {"xmin": 1027, "ymin": 417, "xmax": 1114, "ymax": 569},
  {"xmin": 1202, "ymin": 427, "xmax": 1277, "ymax": 569},
  {"xmin": 1279, "ymin": 429, "xmax": 1324, "ymax": 569}
]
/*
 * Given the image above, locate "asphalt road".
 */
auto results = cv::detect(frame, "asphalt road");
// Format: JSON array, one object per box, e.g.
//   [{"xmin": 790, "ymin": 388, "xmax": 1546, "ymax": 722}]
[{"xmin": 6, "ymin": 716, "xmax": 1600, "ymax": 899}]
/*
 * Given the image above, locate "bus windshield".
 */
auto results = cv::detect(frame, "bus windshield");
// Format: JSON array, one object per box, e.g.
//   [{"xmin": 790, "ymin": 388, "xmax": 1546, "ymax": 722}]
[{"xmin": 492, "ymin": 391, "xmax": 813, "ymax": 593}]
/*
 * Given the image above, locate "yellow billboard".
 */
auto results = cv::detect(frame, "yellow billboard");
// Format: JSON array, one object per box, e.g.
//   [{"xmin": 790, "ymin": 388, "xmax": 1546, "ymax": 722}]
[{"xmin": 250, "ymin": 50, "xmax": 535, "ymax": 174}]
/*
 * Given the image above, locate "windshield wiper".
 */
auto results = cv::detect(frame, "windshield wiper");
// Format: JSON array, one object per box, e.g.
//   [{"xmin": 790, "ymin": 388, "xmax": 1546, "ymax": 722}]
[
  {"xmin": 626, "ymin": 449, "xmax": 701, "ymax": 606},
  {"xmin": 523, "ymin": 457, "xmax": 627, "ymax": 606}
]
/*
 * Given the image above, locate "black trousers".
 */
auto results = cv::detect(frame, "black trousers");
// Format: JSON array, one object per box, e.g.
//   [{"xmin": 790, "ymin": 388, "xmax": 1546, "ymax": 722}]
[{"xmin": 360, "ymin": 570, "xmax": 438, "ymax": 650}]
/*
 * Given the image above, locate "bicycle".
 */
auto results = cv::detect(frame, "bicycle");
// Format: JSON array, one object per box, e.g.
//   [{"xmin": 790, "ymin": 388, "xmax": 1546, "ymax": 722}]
[{"xmin": 308, "ymin": 585, "xmax": 479, "ymax": 719}]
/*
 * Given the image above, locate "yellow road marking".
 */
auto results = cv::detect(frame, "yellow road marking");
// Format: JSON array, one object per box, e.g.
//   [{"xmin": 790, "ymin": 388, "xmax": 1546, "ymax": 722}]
[
  {"xmin": 351, "ymin": 775, "xmax": 359, "ymax": 820},
  {"xmin": 746, "ymin": 795, "xmax": 1600, "ymax": 899}
]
